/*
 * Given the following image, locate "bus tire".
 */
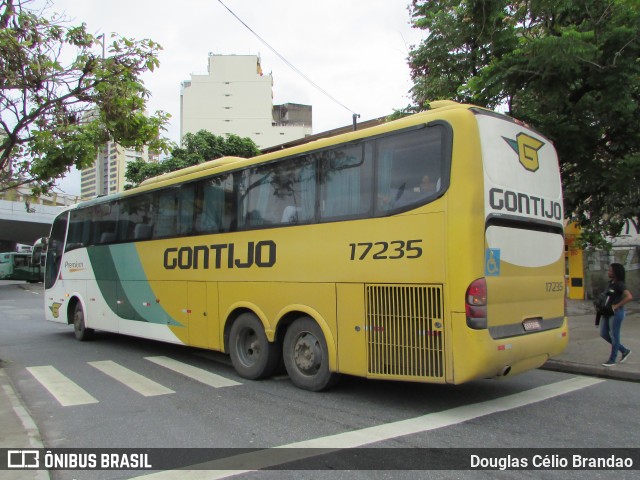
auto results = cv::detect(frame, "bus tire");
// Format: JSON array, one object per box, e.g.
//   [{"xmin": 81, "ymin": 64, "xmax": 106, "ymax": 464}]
[
  {"xmin": 283, "ymin": 317, "xmax": 338, "ymax": 392},
  {"xmin": 229, "ymin": 313, "xmax": 280, "ymax": 380},
  {"xmin": 73, "ymin": 303, "xmax": 94, "ymax": 341}
]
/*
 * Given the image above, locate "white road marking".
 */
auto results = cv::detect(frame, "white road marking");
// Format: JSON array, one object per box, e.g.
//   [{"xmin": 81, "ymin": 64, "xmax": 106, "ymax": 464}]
[
  {"xmin": 26, "ymin": 366, "xmax": 98, "ymax": 407},
  {"xmin": 0, "ymin": 369, "xmax": 43, "ymax": 449},
  {"xmin": 133, "ymin": 376, "xmax": 605, "ymax": 479},
  {"xmin": 89, "ymin": 360, "xmax": 175, "ymax": 397},
  {"xmin": 145, "ymin": 356, "xmax": 241, "ymax": 388}
]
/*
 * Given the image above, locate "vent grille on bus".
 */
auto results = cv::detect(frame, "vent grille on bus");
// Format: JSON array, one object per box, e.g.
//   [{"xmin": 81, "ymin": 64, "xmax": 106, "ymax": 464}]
[{"xmin": 366, "ymin": 285, "xmax": 444, "ymax": 379}]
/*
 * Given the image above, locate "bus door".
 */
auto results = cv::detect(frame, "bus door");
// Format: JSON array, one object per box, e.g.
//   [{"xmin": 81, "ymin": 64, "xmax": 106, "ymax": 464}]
[{"xmin": 187, "ymin": 282, "xmax": 220, "ymax": 350}]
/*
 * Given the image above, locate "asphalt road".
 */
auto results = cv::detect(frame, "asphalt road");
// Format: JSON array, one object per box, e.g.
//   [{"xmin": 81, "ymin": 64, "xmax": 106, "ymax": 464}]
[{"xmin": 1, "ymin": 281, "xmax": 639, "ymax": 480}]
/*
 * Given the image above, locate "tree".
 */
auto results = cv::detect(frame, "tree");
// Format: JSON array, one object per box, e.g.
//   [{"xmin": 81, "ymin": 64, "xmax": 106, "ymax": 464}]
[
  {"xmin": 407, "ymin": 0, "xmax": 640, "ymax": 245},
  {"xmin": 0, "ymin": 0, "xmax": 170, "ymax": 195},
  {"xmin": 124, "ymin": 130, "xmax": 260, "ymax": 188}
]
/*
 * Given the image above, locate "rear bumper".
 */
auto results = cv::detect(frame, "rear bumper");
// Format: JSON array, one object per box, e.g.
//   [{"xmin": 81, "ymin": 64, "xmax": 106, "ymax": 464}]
[{"xmin": 450, "ymin": 313, "xmax": 569, "ymax": 383}]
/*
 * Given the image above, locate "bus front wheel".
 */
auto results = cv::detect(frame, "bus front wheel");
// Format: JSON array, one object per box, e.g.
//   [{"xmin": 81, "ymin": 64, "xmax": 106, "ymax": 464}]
[
  {"xmin": 283, "ymin": 317, "xmax": 338, "ymax": 391},
  {"xmin": 73, "ymin": 303, "xmax": 94, "ymax": 341},
  {"xmin": 229, "ymin": 313, "xmax": 280, "ymax": 380}
]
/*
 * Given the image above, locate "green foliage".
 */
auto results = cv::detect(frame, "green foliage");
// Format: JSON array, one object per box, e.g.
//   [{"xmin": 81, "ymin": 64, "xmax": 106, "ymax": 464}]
[
  {"xmin": 408, "ymin": 0, "xmax": 640, "ymax": 245},
  {"xmin": 124, "ymin": 130, "xmax": 260, "ymax": 188},
  {"xmin": 0, "ymin": 0, "xmax": 171, "ymax": 195}
]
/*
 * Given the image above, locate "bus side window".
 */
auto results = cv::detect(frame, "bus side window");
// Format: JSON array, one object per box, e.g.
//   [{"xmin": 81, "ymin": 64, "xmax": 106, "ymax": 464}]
[
  {"xmin": 153, "ymin": 189, "xmax": 178, "ymax": 238},
  {"xmin": 67, "ymin": 208, "xmax": 93, "ymax": 251},
  {"xmin": 320, "ymin": 144, "xmax": 373, "ymax": 219},
  {"xmin": 376, "ymin": 127, "xmax": 445, "ymax": 212},
  {"xmin": 176, "ymin": 185, "xmax": 196, "ymax": 235},
  {"xmin": 119, "ymin": 194, "xmax": 153, "ymax": 242},
  {"xmin": 239, "ymin": 157, "xmax": 316, "ymax": 228},
  {"xmin": 133, "ymin": 224, "xmax": 153, "ymax": 240},
  {"xmin": 277, "ymin": 157, "xmax": 316, "ymax": 224},
  {"xmin": 196, "ymin": 175, "xmax": 229, "ymax": 233},
  {"xmin": 92, "ymin": 203, "xmax": 119, "ymax": 245}
]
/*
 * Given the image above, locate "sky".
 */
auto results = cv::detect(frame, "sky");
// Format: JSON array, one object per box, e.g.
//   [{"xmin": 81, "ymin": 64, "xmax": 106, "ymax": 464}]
[{"xmin": 41, "ymin": 0, "xmax": 424, "ymax": 195}]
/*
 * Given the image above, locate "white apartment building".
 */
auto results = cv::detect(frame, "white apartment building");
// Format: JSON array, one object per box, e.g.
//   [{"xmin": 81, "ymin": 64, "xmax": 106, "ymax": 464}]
[
  {"xmin": 180, "ymin": 54, "xmax": 312, "ymax": 149},
  {"xmin": 80, "ymin": 142, "xmax": 157, "ymax": 198}
]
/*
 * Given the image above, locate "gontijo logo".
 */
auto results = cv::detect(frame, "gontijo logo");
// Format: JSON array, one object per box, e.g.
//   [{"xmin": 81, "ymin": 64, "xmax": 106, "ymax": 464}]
[
  {"xmin": 49, "ymin": 302, "xmax": 62, "ymax": 318},
  {"xmin": 502, "ymin": 133, "xmax": 545, "ymax": 172}
]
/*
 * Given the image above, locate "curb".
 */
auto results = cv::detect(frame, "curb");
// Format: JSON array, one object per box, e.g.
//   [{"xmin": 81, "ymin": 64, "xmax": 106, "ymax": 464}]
[
  {"xmin": 541, "ymin": 359, "xmax": 640, "ymax": 383},
  {"xmin": 0, "ymin": 367, "xmax": 50, "ymax": 480}
]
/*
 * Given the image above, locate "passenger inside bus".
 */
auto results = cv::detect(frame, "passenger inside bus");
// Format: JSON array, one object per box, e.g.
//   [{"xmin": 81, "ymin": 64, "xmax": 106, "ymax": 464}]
[{"xmin": 381, "ymin": 173, "xmax": 440, "ymax": 210}]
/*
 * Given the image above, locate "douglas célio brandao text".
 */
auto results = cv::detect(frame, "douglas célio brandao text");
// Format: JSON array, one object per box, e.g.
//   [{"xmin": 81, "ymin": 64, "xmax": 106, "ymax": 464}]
[{"xmin": 470, "ymin": 453, "xmax": 634, "ymax": 470}]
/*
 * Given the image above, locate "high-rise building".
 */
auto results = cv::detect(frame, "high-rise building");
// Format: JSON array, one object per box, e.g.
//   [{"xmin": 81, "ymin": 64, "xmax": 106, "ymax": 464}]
[
  {"xmin": 80, "ymin": 142, "xmax": 158, "ymax": 198},
  {"xmin": 181, "ymin": 54, "xmax": 312, "ymax": 149}
]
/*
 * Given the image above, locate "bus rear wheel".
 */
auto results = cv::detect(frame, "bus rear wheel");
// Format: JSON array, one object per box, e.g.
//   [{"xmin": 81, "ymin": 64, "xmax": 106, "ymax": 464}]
[
  {"xmin": 229, "ymin": 313, "xmax": 280, "ymax": 380},
  {"xmin": 283, "ymin": 317, "xmax": 338, "ymax": 391},
  {"xmin": 73, "ymin": 303, "xmax": 94, "ymax": 341}
]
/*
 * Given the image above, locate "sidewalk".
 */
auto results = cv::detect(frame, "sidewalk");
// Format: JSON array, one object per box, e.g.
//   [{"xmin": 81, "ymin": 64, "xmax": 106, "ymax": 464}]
[
  {"xmin": 0, "ymin": 295, "xmax": 637, "ymax": 478},
  {"xmin": 0, "ymin": 368, "xmax": 49, "ymax": 479},
  {"xmin": 542, "ymin": 299, "xmax": 640, "ymax": 382}
]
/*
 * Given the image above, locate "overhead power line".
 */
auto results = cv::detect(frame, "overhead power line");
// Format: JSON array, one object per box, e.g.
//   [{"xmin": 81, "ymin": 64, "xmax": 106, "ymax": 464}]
[{"xmin": 216, "ymin": 0, "xmax": 358, "ymax": 119}]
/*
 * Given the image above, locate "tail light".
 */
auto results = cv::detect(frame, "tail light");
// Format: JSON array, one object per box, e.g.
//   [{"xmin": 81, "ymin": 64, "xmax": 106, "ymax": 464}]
[{"xmin": 466, "ymin": 278, "xmax": 488, "ymax": 329}]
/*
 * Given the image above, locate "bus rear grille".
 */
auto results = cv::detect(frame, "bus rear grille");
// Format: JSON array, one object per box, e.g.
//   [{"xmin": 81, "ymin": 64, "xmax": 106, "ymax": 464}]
[{"xmin": 366, "ymin": 285, "xmax": 444, "ymax": 379}]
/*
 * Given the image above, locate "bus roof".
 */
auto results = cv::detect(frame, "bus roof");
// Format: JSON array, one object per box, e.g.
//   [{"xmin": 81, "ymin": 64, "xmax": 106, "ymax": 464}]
[
  {"xmin": 139, "ymin": 156, "xmax": 246, "ymax": 187},
  {"xmin": 72, "ymin": 101, "xmax": 485, "ymax": 209}
]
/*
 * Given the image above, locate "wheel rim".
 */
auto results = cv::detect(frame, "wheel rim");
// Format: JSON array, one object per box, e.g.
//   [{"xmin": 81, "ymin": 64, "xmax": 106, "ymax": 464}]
[
  {"xmin": 236, "ymin": 328, "xmax": 260, "ymax": 366},
  {"xmin": 292, "ymin": 332, "xmax": 322, "ymax": 376}
]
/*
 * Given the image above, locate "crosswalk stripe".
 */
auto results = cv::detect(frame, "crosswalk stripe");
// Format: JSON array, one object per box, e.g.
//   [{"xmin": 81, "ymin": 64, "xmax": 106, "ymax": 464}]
[
  {"xmin": 133, "ymin": 376, "xmax": 605, "ymax": 479},
  {"xmin": 26, "ymin": 366, "xmax": 98, "ymax": 407},
  {"xmin": 145, "ymin": 356, "xmax": 241, "ymax": 388},
  {"xmin": 88, "ymin": 361, "xmax": 175, "ymax": 397}
]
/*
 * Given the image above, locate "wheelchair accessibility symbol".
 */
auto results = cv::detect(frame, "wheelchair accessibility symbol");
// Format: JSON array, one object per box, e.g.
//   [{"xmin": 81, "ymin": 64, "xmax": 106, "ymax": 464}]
[{"xmin": 485, "ymin": 249, "xmax": 501, "ymax": 276}]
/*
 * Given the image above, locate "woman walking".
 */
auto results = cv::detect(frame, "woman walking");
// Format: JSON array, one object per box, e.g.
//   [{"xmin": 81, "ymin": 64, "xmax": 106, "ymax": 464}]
[{"xmin": 601, "ymin": 263, "xmax": 633, "ymax": 367}]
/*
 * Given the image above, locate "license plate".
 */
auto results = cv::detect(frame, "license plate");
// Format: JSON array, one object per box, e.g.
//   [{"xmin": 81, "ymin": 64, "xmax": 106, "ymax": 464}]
[{"xmin": 522, "ymin": 318, "xmax": 542, "ymax": 331}]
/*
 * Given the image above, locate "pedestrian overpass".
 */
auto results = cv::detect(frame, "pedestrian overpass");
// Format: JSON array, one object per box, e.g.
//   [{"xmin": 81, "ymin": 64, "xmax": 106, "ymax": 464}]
[{"xmin": 0, "ymin": 188, "xmax": 81, "ymax": 245}]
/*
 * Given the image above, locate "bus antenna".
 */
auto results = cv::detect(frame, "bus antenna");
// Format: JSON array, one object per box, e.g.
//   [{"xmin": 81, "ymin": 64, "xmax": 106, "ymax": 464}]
[{"xmin": 352, "ymin": 114, "xmax": 361, "ymax": 131}]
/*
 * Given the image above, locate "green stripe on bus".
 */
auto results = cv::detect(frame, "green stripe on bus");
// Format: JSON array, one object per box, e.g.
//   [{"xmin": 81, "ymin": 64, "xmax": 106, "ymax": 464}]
[{"xmin": 87, "ymin": 245, "xmax": 183, "ymax": 326}]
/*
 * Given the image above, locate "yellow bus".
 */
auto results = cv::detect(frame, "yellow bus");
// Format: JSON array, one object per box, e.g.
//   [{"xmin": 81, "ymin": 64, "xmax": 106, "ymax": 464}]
[{"xmin": 44, "ymin": 101, "xmax": 568, "ymax": 391}]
